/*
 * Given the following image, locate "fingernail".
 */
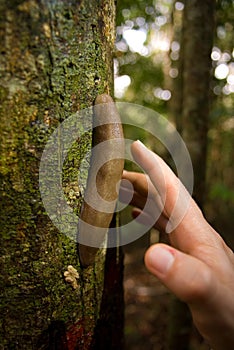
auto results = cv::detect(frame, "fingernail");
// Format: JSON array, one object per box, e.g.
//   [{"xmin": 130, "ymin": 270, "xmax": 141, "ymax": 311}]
[
  {"xmin": 147, "ymin": 246, "xmax": 175, "ymax": 275},
  {"xmin": 136, "ymin": 140, "xmax": 147, "ymax": 149},
  {"xmin": 165, "ymin": 221, "xmax": 173, "ymax": 233}
]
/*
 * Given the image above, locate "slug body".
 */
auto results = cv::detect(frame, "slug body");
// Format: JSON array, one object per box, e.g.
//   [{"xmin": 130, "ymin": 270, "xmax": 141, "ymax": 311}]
[{"xmin": 78, "ymin": 94, "xmax": 125, "ymax": 267}]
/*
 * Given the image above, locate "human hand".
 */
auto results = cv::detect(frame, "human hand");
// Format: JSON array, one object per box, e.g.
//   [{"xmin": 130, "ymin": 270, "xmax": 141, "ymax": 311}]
[{"xmin": 120, "ymin": 140, "xmax": 234, "ymax": 350}]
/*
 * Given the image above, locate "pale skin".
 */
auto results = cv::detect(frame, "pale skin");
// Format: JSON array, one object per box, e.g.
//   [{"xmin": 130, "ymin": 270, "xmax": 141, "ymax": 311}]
[{"xmin": 120, "ymin": 140, "xmax": 234, "ymax": 350}]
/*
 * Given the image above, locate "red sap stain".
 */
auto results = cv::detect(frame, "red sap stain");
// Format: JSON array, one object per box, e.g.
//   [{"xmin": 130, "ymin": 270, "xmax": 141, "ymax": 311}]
[{"xmin": 66, "ymin": 320, "xmax": 93, "ymax": 350}]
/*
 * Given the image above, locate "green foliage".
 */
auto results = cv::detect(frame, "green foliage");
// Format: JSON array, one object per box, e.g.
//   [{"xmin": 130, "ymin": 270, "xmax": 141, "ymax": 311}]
[
  {"xmin": 116, "ymin": 0, "xmax": 156, "ymax": 26},
  {"xmin": 119, "ymin": 55, "xmax": 165, "ymax": 109},
  {"xmin": 116, "ymin": 0, "xmax": 234, "ymax": 237},
  {"xmin": 115, "ymin": 0, "xmax": 173, "ymax": 117},
  {"xmin": 210, "ymin": 182, "xmax": 234, "ymax": 203}
]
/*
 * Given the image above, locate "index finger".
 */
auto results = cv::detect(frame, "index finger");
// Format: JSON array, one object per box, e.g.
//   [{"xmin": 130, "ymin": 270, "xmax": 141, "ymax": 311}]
[
  {"xmin": 131, "ymin": 141, "xmax": 192, "ymax": 227},
  {"xmin": 131, "ymin": 141, "xmax": 220, "ymax": 253},
  {"xmin": 122, "ymin": 170, "xmax": 158, "ymax": 199}
]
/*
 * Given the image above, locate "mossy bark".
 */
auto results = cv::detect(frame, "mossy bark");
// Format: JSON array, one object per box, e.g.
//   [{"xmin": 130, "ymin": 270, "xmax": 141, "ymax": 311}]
[{"xmin": 0, "ymin": 0, "xmax": 124, "ymax": 349}]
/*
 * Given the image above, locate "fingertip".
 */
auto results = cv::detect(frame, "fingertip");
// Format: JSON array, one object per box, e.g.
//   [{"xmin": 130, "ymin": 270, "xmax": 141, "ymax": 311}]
[
  {"xmin": 122, "ymin": 169, "xmax": 128, "ymax": 178},
  {"xmin": 145, "ymin": 244, "xmax": 214, "ymax": 304},
  {"xmin": 131, "ymin": 140, "xmax": 148, "ymax": 154},
  {"xmin": 131, "ymin": 207, "xmax": 141, "ymax": 218},
  {"xmin": 131, "ymin": 140, "xmax": 153, "ymax": 170},
  {"xmin": 145, "ymin": 244, "xmax": 175, "ymax": 276}
]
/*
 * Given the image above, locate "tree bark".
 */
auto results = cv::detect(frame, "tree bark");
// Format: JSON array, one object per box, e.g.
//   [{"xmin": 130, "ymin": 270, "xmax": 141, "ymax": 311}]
[
  {"xmin": 182, "ymin": 0, "xmax": 215, "ymax": 207},
  {"xmin": 167, "ymin": 1, "xmax": 215, "ymax": 349},
  {"xmin": 0, "ymin": 0, "xmax": 124, "ymax": 348},
  {"xmin": 168, "ymin": 0, "xmax": 184, "ymax": 134}
]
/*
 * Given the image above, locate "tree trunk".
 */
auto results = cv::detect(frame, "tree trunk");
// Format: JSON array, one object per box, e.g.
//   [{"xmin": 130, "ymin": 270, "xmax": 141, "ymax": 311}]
[
  {"xmin": 182, "ymin": 0, "xmax": 215, "ymax": 207},
  {"xmin": 167, "ymin": 1, "xmax": 215, "ymax": 349},
  {"xmin": 168, "ymin": 0, "xmax": 184, "ymax": 134},
  {"xmin": 0, "ymin": 0, "xmax": 124, "ymax": 349}
]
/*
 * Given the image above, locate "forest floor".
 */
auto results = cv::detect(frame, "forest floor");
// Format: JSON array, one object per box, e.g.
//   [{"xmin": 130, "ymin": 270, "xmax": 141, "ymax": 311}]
[{"xmin": 123, "ymin": 233, "xmax": 211, "ymax": 350}]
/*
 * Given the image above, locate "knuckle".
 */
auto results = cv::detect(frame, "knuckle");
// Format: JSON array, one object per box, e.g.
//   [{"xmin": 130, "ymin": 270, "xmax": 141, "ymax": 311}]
[{"xmin": 185, "ymin": 266, "xmax": 213, "ymax": 303}]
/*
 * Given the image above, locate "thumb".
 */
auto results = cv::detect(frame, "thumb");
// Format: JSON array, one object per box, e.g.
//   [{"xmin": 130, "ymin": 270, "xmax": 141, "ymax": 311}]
[{"xmin": 144, "ymin": 244, "xmax": 213, "ymax": 304}]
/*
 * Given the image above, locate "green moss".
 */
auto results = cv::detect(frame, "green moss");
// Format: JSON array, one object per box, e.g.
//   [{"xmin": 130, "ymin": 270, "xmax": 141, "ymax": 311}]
[{"xmin": 0, "ymin": 0, "xmax": 116, "ymax": 347}]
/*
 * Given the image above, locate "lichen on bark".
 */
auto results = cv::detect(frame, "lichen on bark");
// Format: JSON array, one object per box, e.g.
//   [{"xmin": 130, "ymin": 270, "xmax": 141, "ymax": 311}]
[{"xmin": 0, "ymin": 0, "xmax": 121, "ymax": 348}]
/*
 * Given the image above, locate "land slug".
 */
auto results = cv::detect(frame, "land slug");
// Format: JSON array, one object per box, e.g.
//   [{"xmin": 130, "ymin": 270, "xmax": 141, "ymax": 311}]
[{"xmin": 78, "ymin": 94, "xmax": 125, "ymax": 267}]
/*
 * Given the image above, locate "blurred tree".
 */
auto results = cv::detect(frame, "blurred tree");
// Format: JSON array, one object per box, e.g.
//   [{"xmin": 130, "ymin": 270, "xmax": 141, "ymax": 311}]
[
  {"xmin": 206, "ymin": 0, "xmax": 234, "ymax": 247},
  {"xmin": 168, "ymin": 1, "xmax": 215, "ymax": 349},
  {"xmin": 115, "ymin": 0, "xmax": 234, "ymax": 349},
  {"xmin": 0, "ymin": 0, "xmax": 124, "ymax": 349},
  {"xmin": 168, "ymin": 0, "xmax": 184, "ymax": 134},
  {"xmin": 181, "ymin": 0, "xmax": 215, "ymax": 207}
]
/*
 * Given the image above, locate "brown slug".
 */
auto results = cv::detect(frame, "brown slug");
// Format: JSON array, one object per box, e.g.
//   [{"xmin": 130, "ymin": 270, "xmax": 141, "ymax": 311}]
[{"xmin": 78, "ymin": 94, "xmax": 125, "ymax": 267}]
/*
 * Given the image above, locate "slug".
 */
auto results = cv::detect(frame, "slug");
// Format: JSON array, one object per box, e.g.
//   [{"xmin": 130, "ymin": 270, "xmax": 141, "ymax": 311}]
[{"xmin": 78, "ymin": 94, "xmax": 125, "ymax": 267}]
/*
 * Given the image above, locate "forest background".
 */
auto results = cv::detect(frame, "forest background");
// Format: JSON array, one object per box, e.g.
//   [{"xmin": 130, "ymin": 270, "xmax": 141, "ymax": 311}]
[
  {"xmin": 115, "ymin": 0, "xmax": 234, "ymax": 241},
  {"xmin": 0, "ymin": 0, "xmax": 233, "ymax": 349},
  {"xmin": 115, "ymin": 0, "xmax": 234, "ymax": 349}
]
